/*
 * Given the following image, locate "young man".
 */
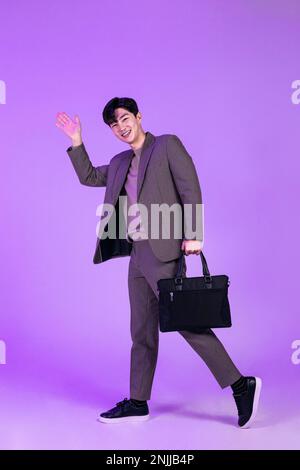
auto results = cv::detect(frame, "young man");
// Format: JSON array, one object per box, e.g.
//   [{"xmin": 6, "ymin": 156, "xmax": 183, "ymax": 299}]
[{"xmin": 55, "ymin": 97, "xmax": 262, "ymax": 428}]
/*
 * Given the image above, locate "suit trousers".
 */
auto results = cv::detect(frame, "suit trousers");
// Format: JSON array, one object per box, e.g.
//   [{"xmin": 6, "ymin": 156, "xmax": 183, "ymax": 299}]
[{"xmin": 128, "ymin": 238, "xmax": 242, "ymax": 401}]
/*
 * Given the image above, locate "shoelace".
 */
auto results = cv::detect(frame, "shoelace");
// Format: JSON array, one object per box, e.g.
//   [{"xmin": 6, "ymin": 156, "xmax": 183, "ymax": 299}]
[{"xmin": 116, "ymin": 398, "xmax": 129, "ymax": 408}]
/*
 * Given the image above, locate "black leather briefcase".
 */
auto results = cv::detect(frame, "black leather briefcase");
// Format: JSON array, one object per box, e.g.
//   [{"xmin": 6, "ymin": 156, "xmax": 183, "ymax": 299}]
[{"xmin": 157, "ymin": 251, "xmax": 232, "ymax": 332}]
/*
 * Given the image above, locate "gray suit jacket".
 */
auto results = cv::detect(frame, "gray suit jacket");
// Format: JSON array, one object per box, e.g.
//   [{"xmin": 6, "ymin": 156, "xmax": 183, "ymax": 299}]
[{"xmin": 67, "ymin": 131, "xmax": 203, "ymax": 263}]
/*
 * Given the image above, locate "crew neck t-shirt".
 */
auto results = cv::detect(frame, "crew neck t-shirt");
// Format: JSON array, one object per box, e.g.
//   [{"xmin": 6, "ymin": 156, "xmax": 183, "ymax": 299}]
[{"xmin": 124, "ymin": 146, "xmax": 147, "ymax": 241}]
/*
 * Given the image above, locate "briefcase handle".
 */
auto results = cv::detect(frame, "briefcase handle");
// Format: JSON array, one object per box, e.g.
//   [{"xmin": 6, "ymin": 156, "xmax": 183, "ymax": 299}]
[{"xmin": 175, "ymin": 249, "xmax": 211, "ymax": 281}]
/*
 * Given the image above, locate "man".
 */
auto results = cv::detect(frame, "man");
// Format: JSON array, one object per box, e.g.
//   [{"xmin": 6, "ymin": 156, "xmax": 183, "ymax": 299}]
[{"xmin": 55, "ymin": 97, "xmax": 262, "ymax": 428}]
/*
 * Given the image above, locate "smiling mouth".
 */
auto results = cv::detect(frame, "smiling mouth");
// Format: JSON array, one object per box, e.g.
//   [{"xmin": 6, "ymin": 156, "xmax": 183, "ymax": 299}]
[{"xmin": 122, "ymin": 130, "xmax": 131, "ymax": 138}]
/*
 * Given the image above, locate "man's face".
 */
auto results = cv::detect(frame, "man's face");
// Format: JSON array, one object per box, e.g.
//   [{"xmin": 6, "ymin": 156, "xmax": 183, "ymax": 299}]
[{"xmin": 109, "ymin": 107, "xmax": 142, "ymax": 144}]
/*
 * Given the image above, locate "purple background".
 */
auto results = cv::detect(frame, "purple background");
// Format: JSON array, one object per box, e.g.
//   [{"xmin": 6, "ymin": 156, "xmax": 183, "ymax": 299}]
[{"xmin": 1, "ymin": 0, "xmax": 299, "ymax": 449}]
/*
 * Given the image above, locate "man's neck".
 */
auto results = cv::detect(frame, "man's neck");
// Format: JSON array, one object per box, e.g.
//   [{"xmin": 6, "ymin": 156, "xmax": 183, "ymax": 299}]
[{"xmin": 130, "ymin": 130, "xmax": 146, "ymax": 151}]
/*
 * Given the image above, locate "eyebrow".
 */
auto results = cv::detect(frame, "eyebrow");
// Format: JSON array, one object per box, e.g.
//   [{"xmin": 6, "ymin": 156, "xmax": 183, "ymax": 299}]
[{"xmin": 111, "ymin": 113, "xmax": 129, "ymax": 125}]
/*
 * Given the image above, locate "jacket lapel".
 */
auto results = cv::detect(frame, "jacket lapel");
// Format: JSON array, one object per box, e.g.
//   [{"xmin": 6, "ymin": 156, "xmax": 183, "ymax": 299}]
[
  {"xmin": 137, "ymin": 131, "xmax": 156, "ymax": 199},
  {"xmin": 112, "ymin": 153, "xmax": 133, "ymax": 203}
]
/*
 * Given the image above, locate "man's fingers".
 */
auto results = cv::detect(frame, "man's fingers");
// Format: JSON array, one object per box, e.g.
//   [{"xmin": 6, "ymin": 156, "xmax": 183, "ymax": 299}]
[
  {"xmin": 60, "ymin": 115, "xmax": 70, "ymax": 124},
  {"xmin": 56, "ymin": 112, "xmax": 71, "ymax": 124},
  {"xmin": 61, "ymin": 112, "xmax": 71, "ymax": 120},
  {"xmin": 56, "ymin": 116, "xmax": 68, "ymax": 126}
]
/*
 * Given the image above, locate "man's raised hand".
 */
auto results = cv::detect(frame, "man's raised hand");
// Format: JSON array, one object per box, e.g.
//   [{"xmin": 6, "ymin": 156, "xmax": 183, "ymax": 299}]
[{"xmin": 55, "ymin": 112, "xmax": 82, "ymax": 146}]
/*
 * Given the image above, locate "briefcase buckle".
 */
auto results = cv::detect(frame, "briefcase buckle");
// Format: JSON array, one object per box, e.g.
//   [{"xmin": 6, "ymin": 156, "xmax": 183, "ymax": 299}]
[
  {"xmin": 174, "ymin": 277, "xmax": 183, "ymax": 291},
  {"xmin": 204, "ymin": 275, "xmax": 213, "ymax": 289}
]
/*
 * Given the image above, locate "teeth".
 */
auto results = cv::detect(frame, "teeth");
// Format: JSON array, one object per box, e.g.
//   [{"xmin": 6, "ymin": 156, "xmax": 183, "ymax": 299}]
[{"xmin": 122, "ymin": 130, "xmax": 130, "ymax": 136}]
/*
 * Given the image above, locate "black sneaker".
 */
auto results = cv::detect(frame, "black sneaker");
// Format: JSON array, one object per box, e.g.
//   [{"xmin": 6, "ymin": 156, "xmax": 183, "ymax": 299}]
[
  {"xmin": 98, "ymin": 398, "xmax": 150, "ymax": 423},
  {"xmin": 233, "ymin": 376, "xmax": 262, "ymax": 428}
]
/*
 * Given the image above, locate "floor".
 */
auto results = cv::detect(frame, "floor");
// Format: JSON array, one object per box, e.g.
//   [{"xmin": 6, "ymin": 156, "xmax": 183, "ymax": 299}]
[{"xmin": 1, "ymin": 373, "xmax": 299, "ymax": 450}]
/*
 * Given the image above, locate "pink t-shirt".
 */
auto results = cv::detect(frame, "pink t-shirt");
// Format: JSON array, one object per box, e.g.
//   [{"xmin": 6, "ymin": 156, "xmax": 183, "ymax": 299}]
[{"xmin": 124, "ymin": 146, "xmax": 147, "ymax": 241}]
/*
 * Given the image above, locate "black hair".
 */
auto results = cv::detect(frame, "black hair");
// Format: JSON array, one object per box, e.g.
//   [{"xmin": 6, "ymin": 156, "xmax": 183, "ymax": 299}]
[{"xmin": 102, "ymin": 97, "xmax": 139, "ymax": 126}]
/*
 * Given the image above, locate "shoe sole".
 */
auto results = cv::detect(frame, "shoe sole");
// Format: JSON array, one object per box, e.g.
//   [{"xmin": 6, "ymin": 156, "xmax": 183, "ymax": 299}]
[
  {"xmin": 240, "ymin": 377, "xmax": 262, "ymax": 429},
  {"xmin": 98, "ymin": 414, "xmax": 150, "ymax": 424}
]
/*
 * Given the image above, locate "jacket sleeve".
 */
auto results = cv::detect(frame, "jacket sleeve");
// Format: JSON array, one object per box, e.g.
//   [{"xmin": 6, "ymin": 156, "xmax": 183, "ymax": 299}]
[
  {"xmin": 66, "ymin": 142, "xmax": 108, "ymax": 187},
  {"xmin": 166, "ymin": 134, "xmax": 204, "ymax": 242}
]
